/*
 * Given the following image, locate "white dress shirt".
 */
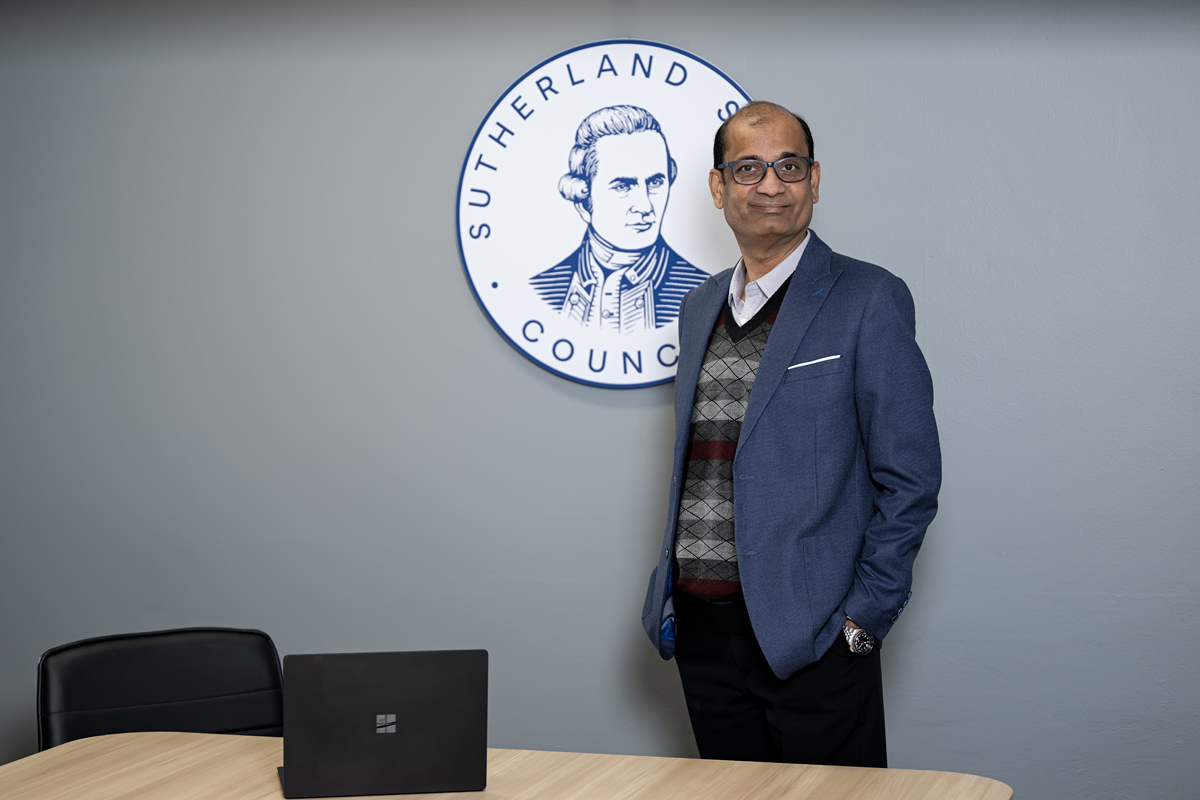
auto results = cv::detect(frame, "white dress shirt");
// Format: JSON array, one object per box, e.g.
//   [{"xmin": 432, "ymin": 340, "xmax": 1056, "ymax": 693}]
[{"xmin": 727, "ymin": 231, "xmax": 811, "ymax": 327}]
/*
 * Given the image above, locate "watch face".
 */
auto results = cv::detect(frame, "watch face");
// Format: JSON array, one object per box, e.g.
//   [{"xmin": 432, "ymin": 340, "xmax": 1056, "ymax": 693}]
[{"xmin": 851, "ymin": 631, "xmax": 874, "ymax": 655}]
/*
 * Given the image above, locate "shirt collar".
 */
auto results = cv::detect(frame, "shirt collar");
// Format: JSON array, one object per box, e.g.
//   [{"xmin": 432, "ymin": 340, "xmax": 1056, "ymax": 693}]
[
  {"xmin": 728, "ymin": 230, "xmax": 811, "ymax": 306},
  {"xmin": 580, "ymin": 229, "xmax": 664, "ymax": 289}
]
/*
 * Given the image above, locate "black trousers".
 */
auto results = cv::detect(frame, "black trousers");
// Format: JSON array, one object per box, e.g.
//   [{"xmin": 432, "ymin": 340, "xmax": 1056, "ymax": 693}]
[{"xmin": 674, "ymin": 596, "xmax": 887, "ymax": 767}]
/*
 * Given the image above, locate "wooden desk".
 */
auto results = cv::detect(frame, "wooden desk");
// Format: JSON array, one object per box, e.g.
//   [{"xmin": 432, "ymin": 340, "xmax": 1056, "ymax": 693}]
[{"xmin": 0, "ymin": 731, "xmax": 1012, "ymax": 800}]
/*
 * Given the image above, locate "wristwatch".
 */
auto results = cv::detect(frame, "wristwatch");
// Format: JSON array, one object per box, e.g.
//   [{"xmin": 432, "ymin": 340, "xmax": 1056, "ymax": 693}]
[{"xmin": 843, "ymin": 623, "xmax": 875, "ymax": 655}]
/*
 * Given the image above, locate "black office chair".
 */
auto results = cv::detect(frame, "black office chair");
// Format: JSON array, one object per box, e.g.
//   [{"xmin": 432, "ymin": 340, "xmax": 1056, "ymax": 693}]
[{"xmin": 37, "ymin": 626, "xmax": 283, "ymax": 751}]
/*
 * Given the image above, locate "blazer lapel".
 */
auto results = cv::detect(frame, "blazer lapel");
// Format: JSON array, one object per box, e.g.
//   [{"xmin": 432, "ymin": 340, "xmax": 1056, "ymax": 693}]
[
  {"xmin": 738, "ymin": 232, "xmax": 843, "ymax": 450},
  {"xmin": 674, "ymin": 275, "xmax": 728, "ymax": 435}
]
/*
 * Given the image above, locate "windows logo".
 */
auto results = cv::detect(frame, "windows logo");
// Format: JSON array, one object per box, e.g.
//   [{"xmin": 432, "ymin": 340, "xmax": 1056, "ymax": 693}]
[{"xmin": 375, "ymin": 714, "xmax": 396, "ymax": 734}]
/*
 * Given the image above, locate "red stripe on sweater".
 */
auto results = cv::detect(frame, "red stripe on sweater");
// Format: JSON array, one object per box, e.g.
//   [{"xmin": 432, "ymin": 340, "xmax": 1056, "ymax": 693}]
[
  {"xmin": 676, "ymin": 577, "xmax": 742, "ymax": 599},
  {"xmin": 689, "ymin": 440, "xmax": 737, "ymax": 460}
]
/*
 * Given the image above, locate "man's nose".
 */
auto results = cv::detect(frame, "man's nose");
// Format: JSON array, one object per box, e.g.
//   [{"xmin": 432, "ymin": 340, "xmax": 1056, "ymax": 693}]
[
  {"xmin": 756, "ymin": 167, "xmax": 787, "ymax": 195},
  {"xmin": 630, "ymin": 186, "xmax": 654, "ymax": 214}
]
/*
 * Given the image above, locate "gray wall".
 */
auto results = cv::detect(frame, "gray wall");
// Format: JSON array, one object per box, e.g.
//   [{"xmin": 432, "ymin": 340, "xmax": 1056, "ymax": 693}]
[{"xmin": 1, "ymin": 2, "xmax": 1197, "ymax": 798}]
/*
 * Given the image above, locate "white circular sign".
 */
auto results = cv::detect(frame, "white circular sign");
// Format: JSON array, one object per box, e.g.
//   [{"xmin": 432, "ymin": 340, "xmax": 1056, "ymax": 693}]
[{"xmin": 457, "ymin": 40, "xmax": 750, "ymax": 388}]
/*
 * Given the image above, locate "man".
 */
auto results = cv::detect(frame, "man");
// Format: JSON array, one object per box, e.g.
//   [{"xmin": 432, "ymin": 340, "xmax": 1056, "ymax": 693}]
[
  {"xmin": 530, "ymin": 105, "xmax": 709, "ymax": 333},
  {"xmin": 641, "ymin": 101, "xmax": 940, "ymax": 767}
]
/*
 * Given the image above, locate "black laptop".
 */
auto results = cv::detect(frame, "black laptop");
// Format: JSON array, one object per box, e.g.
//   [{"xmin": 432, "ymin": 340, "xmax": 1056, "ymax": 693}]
[{"xmin": 280, "ymin": 650, "xmax": 488, "ymax": 798}]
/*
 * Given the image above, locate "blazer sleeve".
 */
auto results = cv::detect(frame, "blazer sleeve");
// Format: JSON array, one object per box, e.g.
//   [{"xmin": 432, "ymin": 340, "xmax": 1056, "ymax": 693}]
[{"xmin": 840, "ymin": 274, "xmax": 941, "ymax": 639}]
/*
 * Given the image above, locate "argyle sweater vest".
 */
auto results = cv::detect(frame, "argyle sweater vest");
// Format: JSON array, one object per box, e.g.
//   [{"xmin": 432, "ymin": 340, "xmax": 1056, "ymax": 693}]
[{"xmin": 674, "ymin": 277, "xmax": 792, "ymax": 600}]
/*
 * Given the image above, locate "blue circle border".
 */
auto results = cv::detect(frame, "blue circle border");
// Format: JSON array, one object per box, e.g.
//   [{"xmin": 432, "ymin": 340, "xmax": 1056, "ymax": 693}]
[{"xmin": 454, "ymin": 38, "xmax": 752, "ymax": 389}]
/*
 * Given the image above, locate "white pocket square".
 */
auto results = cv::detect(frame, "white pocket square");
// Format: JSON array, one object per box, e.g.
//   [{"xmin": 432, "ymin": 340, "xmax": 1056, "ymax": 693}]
[{"xmin": 787, "ymin": 354, "xmax": 841, "ymax": 370}]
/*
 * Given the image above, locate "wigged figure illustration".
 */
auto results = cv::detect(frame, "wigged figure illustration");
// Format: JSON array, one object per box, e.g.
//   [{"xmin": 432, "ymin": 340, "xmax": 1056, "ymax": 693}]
[{"xmin": 530, "ymin": 105, "xmax": 709, "ymax": 333}]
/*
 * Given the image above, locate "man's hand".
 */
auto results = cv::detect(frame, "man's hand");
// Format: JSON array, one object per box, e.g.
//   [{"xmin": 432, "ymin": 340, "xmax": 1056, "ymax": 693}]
[{"xmin": 845, "ymin": 618, "xmax": 861, "ymax": 652}]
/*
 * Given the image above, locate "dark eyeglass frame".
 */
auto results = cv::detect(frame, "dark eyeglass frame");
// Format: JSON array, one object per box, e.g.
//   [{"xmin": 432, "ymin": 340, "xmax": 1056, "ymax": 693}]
[{"xmin": 716, "ymin": 156, "xmax": 815, "ymax": 185}]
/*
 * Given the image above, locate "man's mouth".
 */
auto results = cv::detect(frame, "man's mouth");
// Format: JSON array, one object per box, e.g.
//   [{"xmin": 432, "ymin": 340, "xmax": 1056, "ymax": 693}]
[{"xmin": 628, "ymin": 222, "xmax": 654, "ymax": 232}]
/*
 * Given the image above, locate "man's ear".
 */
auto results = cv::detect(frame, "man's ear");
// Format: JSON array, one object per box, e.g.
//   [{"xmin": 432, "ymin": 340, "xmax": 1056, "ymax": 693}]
[
  {"xmin": 574, "ymin": 202, "xmax": 592, "ymax": 225},
  {"xmin": 708, "ymin": 169, "xmax": 725, "ymax": 210},
  {"xmin": 810, "ymin": 161, "xmax": 820, "ymax": 205}
]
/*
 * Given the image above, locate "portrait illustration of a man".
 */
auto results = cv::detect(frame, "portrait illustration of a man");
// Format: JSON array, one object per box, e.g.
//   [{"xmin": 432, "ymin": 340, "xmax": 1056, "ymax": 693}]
[{"xmin": 530, "ymin": 105, "xmax": 709, "ymax": 333}]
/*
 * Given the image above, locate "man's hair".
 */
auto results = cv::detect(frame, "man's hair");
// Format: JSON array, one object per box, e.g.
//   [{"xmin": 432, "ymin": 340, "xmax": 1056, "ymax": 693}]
[
  {"xmin": 712, "ymin": 100, "xmax": 814, "ymax": 169},
  {"xmin": 559, "ymin": 105, "xmax": 677, "ymax": 212}
]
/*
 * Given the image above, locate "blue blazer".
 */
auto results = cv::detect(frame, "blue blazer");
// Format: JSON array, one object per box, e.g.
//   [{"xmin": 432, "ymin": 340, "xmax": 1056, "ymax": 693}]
[{"xmin": 641, "ymin": 232, "xmax": 941, "ymax": 679}]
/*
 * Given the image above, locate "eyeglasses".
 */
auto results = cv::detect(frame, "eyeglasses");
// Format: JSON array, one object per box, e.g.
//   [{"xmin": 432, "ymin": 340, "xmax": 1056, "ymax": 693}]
[{"xmin": 716, "ymin": 157, "xmax": 814, "ymax": 185}]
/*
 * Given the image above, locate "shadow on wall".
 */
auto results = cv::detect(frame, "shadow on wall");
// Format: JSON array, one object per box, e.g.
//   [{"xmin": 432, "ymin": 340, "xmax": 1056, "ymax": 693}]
[{"xmin": 624, "ymin": 618, "xmax": 699, "ymax": 758}]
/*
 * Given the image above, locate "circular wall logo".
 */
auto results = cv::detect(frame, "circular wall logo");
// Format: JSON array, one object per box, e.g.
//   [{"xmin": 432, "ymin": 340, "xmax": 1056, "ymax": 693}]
[{"xmin": 457, "ymin": 40, "xmax": 750, "ymax": 388}]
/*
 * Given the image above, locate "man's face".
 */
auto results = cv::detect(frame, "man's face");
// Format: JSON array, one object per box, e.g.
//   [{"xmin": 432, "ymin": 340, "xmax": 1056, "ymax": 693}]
[
  {"xmin": 708, "ymin": 114, "xmax": 820, "ymax": 250},
  {"xmin": 578, "ymin": 131, "xmax": 671, "ymax": 251}
]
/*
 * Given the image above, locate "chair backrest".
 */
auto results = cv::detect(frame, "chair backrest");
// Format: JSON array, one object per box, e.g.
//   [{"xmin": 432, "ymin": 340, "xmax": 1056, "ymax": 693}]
[{"xmin": 37, "ymin": 627, "xmax": 283, "ymax": 751}]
